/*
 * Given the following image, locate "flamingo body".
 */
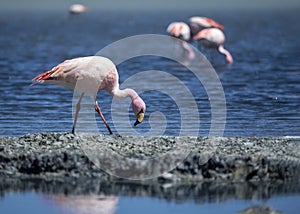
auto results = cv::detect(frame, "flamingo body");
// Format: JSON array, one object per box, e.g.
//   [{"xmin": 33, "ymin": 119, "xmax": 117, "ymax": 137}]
[
  {"xmin": 32, "ymin": 56, "xmax": 146, "ymax": 134},
  {"xmin": 193, "ymin": 28, "xmax": 233, "ymax": 64},
  {"xmin": 69, "ymin": 4, "xmax": 88, "ymax": 14},
  {"xmin": 189, "ymin": 16, "xmax": 224, "ymax": 30},
  {"xmin": 166, "ymin": 22, "xmax": 195, "ymax": 59}
]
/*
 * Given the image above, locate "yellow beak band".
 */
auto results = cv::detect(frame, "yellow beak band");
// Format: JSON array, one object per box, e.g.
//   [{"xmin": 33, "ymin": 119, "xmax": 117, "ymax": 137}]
[
  {"xmin": 134, "ymin": 113, "xmax": 144, "ymax": 126},
  {"xmin": 137, "ymin": 113, "xmax": 144, "ymax": 123}
]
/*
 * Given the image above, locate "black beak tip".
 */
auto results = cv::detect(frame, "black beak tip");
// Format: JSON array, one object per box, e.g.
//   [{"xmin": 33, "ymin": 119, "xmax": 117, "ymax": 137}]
[{"xmin": 134, "ymin": 120, "xmax": 140, "ymax": 127}]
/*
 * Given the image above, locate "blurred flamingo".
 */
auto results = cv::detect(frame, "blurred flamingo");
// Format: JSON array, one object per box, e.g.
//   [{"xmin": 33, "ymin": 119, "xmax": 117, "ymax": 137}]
[
  {"xmin": 32, "ymin": 56, "xmax": 146, "ymax": 135},
  {"xmin": 193, "ymin": 28, "xmax": 233, "ymax": 64},
  {"xmin": 167, "ymin": 17, "xmax": 224, "ymax": 41},
  {"xmin": 166, "ymin": 22, "xmax": 191, "ymax": 41},
  {"xmin": 44, "ymin": 194, "xmax": 118, "ymax": 214},
  {"xmin": 166, "ymin": 22, "xmax": 195, "ymax": 59},
  {"xmin": 166, "ymin": 17, "xmax": 226, "ymax": 61},
  {"xmin": 188, "ymin": 16, "xmax": 224, "ymax": 35},
  {"xmin": 69, "ymin": 4, "xmax": 88, "ymax": 14}
]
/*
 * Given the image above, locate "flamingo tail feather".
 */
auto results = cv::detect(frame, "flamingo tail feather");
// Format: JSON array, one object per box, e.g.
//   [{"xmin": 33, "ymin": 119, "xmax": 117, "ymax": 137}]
[{"xmin": 31, "ymin": 67, "xmax": 60, "ymax": 86}]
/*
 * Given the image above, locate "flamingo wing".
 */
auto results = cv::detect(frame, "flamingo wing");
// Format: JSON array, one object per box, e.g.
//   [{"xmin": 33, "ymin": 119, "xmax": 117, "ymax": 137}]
[
  {"xmin": 189, "ymin": 16, "xmax": 224, "ymax": 29},
  {"xmin": 193, "ymin": 29, "xmax": 210, "ymax": 40},
  {"xmin": 31, "ymin": 58, "xmax": 84, "ymax": 86},
  {"xmin": 204, "ymin": 17, "xmax": 224, "ymax": 29}
]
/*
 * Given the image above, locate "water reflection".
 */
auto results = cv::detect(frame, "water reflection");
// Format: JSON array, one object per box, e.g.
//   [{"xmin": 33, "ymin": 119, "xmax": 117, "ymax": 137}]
[
  {"xmin": 44, "ymin": 194, "xmax": 118, "ymax": 214},
  {"xmin": 1, "ymin": 178, "xmax": 300, "ymax": 203},
  {"xmin": 0, "ymin": 178, "xmax": 299, "ymax": 214}
]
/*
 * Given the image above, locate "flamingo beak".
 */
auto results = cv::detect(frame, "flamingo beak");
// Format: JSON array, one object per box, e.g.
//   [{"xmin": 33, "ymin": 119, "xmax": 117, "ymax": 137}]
[{"xmin": 134, "ymin": 112, "xmax": 144, "ymax": 126}]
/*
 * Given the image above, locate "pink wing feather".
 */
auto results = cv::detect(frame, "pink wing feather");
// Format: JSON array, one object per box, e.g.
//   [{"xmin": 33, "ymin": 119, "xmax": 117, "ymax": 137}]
[
  {"xmin": 204, "ymin": 17, "xmax": 224, "ymax": 29},
  {"xmin": 31, "ymin": 66, "xmax": 61, "ymax": 85}
]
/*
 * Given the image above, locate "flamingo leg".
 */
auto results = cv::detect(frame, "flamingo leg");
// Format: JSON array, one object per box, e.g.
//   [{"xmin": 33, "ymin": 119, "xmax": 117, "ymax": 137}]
[
  {"xmin": 210, "ymin": 49, "xmax": 215, "ymax": 64},
  {"xmin": 182, "ymin": 41, "xmax": 195, "ymax": 60},
  {"xmin": 94, "ymin": 101, "xmax": 113, "ymax": 135},
  {"xmin": 72, "ymin": 93, "xmax": 85, "ymax": 134}
]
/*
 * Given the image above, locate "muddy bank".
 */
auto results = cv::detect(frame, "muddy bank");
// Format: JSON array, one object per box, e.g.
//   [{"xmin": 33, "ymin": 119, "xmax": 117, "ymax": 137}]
[{"xmin": 0, "ymin": 133, "xmax": 299, "ymax": 183}]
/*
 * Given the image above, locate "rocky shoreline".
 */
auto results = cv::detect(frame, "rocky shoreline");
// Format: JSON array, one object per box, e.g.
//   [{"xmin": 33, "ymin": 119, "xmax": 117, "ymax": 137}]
[{"xmin": 0, "ymin": 133, "xmax": 299, "ymax": 183}]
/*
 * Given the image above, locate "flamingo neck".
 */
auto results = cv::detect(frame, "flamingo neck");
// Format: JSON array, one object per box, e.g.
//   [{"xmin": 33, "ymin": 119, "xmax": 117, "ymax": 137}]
[
  {"xmin": 218, "ymin": 45, "xmax": 233, "ymax": 64},
  {"xmin": 111, "ymin": 87, "xmax": 138, "ymax": 101}
]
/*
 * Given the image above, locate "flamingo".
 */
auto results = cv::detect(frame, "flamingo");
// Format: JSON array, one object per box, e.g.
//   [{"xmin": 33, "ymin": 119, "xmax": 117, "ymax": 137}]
[
  {"xmin": 193, "ymin": 28, "xmax": 233, "ymax": 64},
  {"xmin": 188, "ymin": 16, "xmax": 224, "ymax": 33},
  {"xmin": 166, "ymin": 22, "xmax": 191, "ymax": 41},
  {"xmin": 166, "ymin": 17, "xmax": 225, "ymax": 60},
  {"xmin": 69, "ymin": 4, "xmax": 88, "ymax": 14},
  {"xmin": 166, "ymin": 22, "xmax": 195, "ymax": 59},
  {"xmin": 167, "ymin": 17, "xmax": 224, "ymax": 41},
  {"xmin": 32, "ymin": 56, "xmax": 146, "ymax": 135}
]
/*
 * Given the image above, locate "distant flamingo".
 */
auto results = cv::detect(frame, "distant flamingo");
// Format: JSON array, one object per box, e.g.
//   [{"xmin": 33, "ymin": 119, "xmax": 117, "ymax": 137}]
[
  {"xmin": 188, "ymin": 16, "xmax": 224, "ymax": 34},
  {"xmin": 166, "ymin": 17, "xmax": 226, "ymax": 60},
  {"xmin": 167, "ymin": 17, "xmax": 224, "ymax": 41},
  {"xmin": 32, "ymin": 56, "xmax": 146, "ymax": 135},
  {"xmin": 193, "ymin": 28, "xmax": 233, "ymax": 64},
  {"xmin": 166, "ymin": 22, "xmax": 191, "ymax": 41},
  {"xmin": 166, "ymin": 22, "xmax": 195, "ymax": 59},
  {"xmin": 69, "ymin": 4, "xmax": 88, "ymax": 14}
]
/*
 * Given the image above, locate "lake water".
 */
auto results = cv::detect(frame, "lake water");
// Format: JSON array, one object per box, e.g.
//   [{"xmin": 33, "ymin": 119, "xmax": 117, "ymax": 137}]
[
  {"xmin": 1, "ymin": 179, "xmax": 300, "ymax": 214},
  {"xmin": 1, "ymin": 192, "xmax": 299, "ymax": 214},
  {"xmin": 0, "ymin": 8, "xmax": 300, "ymax": 214},
  {"xmin": 0, "ymin": 9, "xmax": 299, "ymax": 137}
]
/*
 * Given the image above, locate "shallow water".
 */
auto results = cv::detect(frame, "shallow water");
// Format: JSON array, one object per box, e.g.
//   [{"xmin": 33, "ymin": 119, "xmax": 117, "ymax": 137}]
[
  {"xmin": 0, "ymin": 9, "xmax": 299, "ymax": 137},
  {"xmin": 1, "ymin": 192, "xmax": 299, "ymax": 214},
  {"xmin": 1, "ymin": 179, "xmax": 300, "ymax": 214},
  {"xmin": 0, "ymin": 8, "xmax": 300, "ymax": 214}
]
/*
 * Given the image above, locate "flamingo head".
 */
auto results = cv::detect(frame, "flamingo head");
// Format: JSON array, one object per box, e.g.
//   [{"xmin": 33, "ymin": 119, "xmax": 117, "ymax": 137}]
[{"xmin": 132, "ymin": 96, "xmax": 146, "ymax": 126}]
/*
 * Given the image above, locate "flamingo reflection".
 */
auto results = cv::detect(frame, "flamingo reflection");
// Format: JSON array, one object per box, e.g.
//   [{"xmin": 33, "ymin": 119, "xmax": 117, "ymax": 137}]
[{"xmin": 44, "ymin": 194, "xmax": 118, "ymax": 214}]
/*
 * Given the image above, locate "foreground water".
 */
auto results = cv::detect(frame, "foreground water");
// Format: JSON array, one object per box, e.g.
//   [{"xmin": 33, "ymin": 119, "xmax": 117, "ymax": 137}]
[
  {"xmin": 0, "ymin": 8, "xmax": 300, "ymax": 214},
  {"xmin": 1, "ymin": 192, "xmax": 299, "ymax": 214},
  {"xmin": 1, "ymin": 179, "xmax": 300, "ymax": 214}
]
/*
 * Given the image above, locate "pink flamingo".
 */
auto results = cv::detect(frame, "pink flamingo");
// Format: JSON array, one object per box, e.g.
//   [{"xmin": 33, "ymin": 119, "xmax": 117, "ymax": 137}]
[
  {"xmin": 193, "ymin": 28, "xmax": 233, "ymax": 64},
  {"xmin": 166, "ymin": 22, "xmax": 191, "ymax": 41},
  {"xmin": 189, "ymin": 16, "xmax": 224, "ymax": 32},
  {"xmin": 166, "ymin": 22, "xmax": 195, "ymax": 59},
  {"xmin": 167, "ymin": 17, "xmax": 224, "ymax": 41},
  {"xmin": 69, "ymin": 4, "xmax": 88, "ymax": 14},
  {"xmin": 32, "ymin": 56, "xmax": 146, "ymax": 135},
  {"xmin": 166, "ymin": 17, "xmax": 226, "ymax": 60}
]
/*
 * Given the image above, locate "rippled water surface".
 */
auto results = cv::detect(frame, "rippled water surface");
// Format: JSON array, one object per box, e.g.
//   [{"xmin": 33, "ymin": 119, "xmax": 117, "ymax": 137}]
[
  {"xmin": 0, "ymin": 10, "xmax": 300, "ymax": 136},
  {"xmin": 0, "ymin": 8, "xmax": 300, "ymax": 214}
]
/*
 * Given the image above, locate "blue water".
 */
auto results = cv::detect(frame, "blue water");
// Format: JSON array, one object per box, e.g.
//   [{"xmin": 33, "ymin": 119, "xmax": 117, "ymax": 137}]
[
  {"xmin": 0, "ymin": 9, "xmax": 299, "ymax": 136},
  {"xmin": 1, "ymin": 192, "xmax": 299, "ymax": 214},
  {"xmin": 1, "ymin": 8, "xmax": 300, "ymax": 214}
]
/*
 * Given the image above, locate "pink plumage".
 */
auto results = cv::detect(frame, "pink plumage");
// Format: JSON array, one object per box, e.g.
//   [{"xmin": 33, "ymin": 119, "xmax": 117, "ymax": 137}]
[
  {"xmin": 32, "ymin": 56, "xmax": 146, "ymax": 134},
  {"xmin": 193, "ymin": 28, "xmax": 233, "ymax": 64}
]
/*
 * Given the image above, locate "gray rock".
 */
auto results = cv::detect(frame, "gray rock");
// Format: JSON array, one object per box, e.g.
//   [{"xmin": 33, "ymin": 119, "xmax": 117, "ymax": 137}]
[{"xmin": 237, "ymin": 205, "xmax": 282, "ymax": 214}]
